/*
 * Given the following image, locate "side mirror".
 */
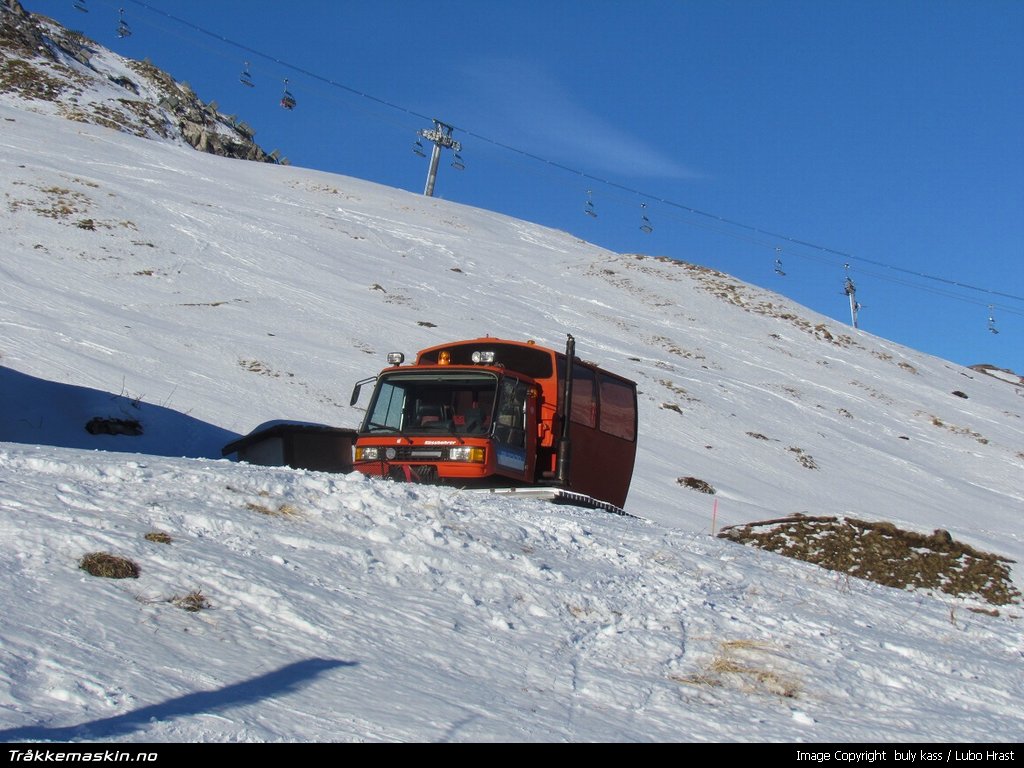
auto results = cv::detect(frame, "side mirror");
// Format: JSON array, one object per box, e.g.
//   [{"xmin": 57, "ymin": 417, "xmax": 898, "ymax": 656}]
[{"xmin": 350, "ymin": 376, "xmax": 376, "ymax": 407}]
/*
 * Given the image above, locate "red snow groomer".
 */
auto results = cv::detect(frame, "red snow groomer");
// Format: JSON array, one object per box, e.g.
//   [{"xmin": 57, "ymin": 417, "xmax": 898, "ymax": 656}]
[{"xmin": 349, "ymin": 335, "xmax": 638, "ymax": 514}]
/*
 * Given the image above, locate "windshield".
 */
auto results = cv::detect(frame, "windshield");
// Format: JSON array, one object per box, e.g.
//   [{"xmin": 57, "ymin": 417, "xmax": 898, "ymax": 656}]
[{"xmin": 360, "ymin": 371, "xmax": 498, "ymax": 436}]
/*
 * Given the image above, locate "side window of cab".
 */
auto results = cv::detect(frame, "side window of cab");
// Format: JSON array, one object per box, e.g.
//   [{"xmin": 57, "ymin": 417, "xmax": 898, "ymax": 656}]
[{"xmin": 494, "ymin": 378, "xmax": 527, "ymax": 447}]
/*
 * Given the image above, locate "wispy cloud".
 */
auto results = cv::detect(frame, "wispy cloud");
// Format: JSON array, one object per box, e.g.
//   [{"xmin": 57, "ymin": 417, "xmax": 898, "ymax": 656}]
[{"xmin": 454, "ymin": 58, "xmax": 699, "ymax": 180}]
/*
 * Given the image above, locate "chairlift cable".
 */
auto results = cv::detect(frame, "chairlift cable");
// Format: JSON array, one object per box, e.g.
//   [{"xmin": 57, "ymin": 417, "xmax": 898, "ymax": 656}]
[
  {"xmin": 122, "ymin": 0, "xmax": 434, "ymax": 123},
  {"xmin": 119, "ymin": 0, "xmax": 1023, "ymax": 311}
]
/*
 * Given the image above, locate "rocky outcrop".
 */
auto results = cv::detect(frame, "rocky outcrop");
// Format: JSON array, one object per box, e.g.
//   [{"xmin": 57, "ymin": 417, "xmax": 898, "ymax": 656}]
[{"xmin": 0, "ymin": 0, "xmax": 280, "ymax": 163}]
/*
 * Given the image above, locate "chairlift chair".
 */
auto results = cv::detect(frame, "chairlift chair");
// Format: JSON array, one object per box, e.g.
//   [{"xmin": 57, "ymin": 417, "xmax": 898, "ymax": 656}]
[
  {"xmin": 451, "ymin": 152, "xmax": 465, "ymax": 170},
  {"xmin": 73, "ymin": 0, "xmax": 88, "ymax": 12},
  {"xmin": 280, "ymin": 79, "xmax": 296, "ymax": 110},
  {"xmin": 412, "ymin": 139, "xmax": 426, "ymax": 157},
  {"xmin": 639, "ymin": 203, "xmax": 653, "ymax": 233},
  {"xmin": 116, "ymin": 8, "xmax": 131, "ymax": 38},
  {"xmin": 988, "ymin": 306, "xmax": 1000, "ymax": 334},
  {"xmin": 240, "ymin": 62, "xmax": 255, "ymax": 88},
  {"xmin": 584, "ymin": 191, "xmax": 597, "ymax": 218}
]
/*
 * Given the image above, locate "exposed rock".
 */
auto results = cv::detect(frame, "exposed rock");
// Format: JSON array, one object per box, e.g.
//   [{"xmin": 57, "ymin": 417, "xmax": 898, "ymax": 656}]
[{"xmin": 0, "ymin": 0, "xmax": 279, "ymax": 163}]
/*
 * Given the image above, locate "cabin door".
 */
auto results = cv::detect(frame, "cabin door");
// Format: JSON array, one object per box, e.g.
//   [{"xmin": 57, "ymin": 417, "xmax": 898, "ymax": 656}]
[{"xmin": 491, "ymin": 376, "xmax": 536, "ymax": 482}]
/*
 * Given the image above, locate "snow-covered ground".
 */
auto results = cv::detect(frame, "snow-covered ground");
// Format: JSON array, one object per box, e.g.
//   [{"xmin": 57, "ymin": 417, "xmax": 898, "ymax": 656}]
[
  {"xmin": 1, "ymin": 91, "xmax": 1022, "ymax": 741},
  {"xmin": 1, "ymin": 445, "xmax": 1020, "ymax": 743}
]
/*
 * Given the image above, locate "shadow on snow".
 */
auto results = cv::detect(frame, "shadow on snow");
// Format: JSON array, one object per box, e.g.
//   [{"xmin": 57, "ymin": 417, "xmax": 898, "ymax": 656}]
[
  {"xmin": 0, "ymin": 658, "xmax": 356, "ymax": 741},
  {"xmin": 0, "ymin": 366, "xmax": 240, "ymax": 459}
]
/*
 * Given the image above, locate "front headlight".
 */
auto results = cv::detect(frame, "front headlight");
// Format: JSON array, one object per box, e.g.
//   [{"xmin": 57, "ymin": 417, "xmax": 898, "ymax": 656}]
[
  {"xmin": 355, "ymin": 446, "xmax": 380, "ymax": 461},
  {"xmin": 448, "ymin": 446, "xmax": 485, "ymax": 463}
]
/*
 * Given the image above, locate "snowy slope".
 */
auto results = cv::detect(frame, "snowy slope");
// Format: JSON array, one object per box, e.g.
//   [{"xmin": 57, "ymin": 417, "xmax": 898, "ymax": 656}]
[
  {"xmin": 2, "ymin": 101, "xmax": 1020, "ymax": 553},
  {"xmin": 1, "ymin": 99, "xmax": 1022, "ymax": 741},
  {"xmin": 0, "ymin": 446, "xmax": 1021, "ymax": 743}
]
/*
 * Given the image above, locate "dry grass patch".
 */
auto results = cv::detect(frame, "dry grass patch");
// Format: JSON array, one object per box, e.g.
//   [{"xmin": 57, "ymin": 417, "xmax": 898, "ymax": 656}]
[
  {"xmin": 788, "ymin": 446, "xmax": 819, "ymax": 469},
  {"xmin": 245, "ymin": 501, "xmax": 300, "ymax": 517},
  {"xmin": 238, "ymin": 358, "xmax": 291, "ymax": 377},
  {"xmin": 660, "ymin": 379, "xmax": 700, "ymax": 403},
  {"xmin": 671, "ymin": 639, "xmax": 801, "ymax": 699},
  {"xmin": 719, "ymin": 514, "xmax": 1020, "ymax": 606},
  {"xmin": 226, "ymin": 486, "xmax": 301, "ymax": 517},
  {"xmin": 7, "ymin": 182, "xmax": 92, "ymax": 220},
  {"xmin": 170, "ymin": 590, "xmax": 211, "ymax": 612},
  {"xmin": 79, "ymin": 552, "xmax": 140, "ymax": 579},
  {"xmin": 0, "ymin": 57, "xmax": 77, "ymax": 100},
  {"xmin": 677, "ymin": 476, "xmax": 715, "ymax": 494},
  {"xmin": 923, "ymin": 413, "xmax": 989, "ymax": 444},
  {"xmin": 144, "ymin": 531, "xmax": 172, "ymax": 545}
]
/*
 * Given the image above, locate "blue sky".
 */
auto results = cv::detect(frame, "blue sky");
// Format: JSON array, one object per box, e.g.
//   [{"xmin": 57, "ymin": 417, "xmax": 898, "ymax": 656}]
[{"xmin": 32, "ymin": 0, "xmax": 1024, "ymax": 372}]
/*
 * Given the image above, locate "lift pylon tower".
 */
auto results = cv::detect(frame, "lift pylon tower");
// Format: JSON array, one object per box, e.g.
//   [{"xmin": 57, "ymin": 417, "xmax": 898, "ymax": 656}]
[
  {"xmin": 843, "ymin": 264, "xmax": 861, "ymax": 329},
  {"xmin": 418, "ymin": 119, "xmax": 461, "ymax": 197}
]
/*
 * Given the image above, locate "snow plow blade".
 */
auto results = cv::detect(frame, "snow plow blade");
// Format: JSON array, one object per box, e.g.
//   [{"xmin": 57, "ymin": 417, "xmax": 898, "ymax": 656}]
[{"xmin": 476, "ymin": 487, "xmax": 637, "ymax": 518}]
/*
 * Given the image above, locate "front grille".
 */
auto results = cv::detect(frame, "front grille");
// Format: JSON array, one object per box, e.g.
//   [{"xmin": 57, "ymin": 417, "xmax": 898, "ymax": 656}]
[
  {"xmin": 389, "ymin": 447, "xmax": 446, "ymax": 460},
  {"xmin": 387, "ymin": 464, "xmax": 438, "ymax": 483}
]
